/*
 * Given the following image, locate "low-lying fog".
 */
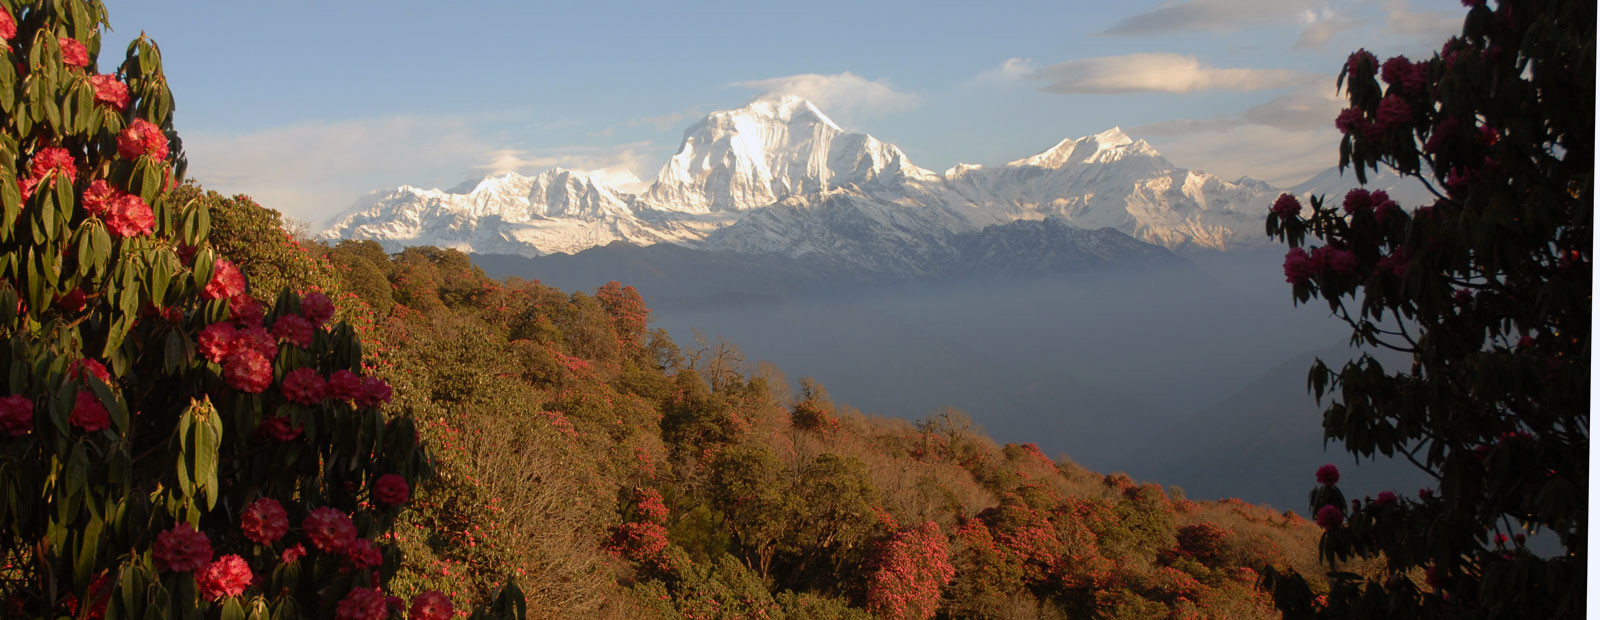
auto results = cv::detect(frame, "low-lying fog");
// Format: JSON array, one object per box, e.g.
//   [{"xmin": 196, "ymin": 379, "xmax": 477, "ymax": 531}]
[{"xmin": 514, "ymin": 247, "xmax": 1430, "ymax": 513}]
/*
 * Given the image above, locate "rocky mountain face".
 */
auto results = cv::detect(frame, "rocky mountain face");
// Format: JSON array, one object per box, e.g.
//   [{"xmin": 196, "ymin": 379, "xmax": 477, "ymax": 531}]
[{"xmin": 320, "ymin": 96, "xmax": 1428, "ymax": 264}]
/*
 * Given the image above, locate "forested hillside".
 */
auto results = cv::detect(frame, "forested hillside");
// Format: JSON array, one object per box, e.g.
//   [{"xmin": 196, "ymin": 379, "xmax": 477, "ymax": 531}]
[{"xmin": 197, "ymin": 186, "xmax": 1343, "ymax": 618}]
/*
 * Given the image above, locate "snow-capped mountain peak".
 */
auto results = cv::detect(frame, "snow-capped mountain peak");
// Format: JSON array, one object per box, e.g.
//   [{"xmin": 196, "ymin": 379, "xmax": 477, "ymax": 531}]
[
  {"xmin": 642, "ymin": 96, "xmax": 933, "ymax": 213},
  {"xmin": 1007, "ymin": 126, "xmax": 1161, "ymax": 169}
]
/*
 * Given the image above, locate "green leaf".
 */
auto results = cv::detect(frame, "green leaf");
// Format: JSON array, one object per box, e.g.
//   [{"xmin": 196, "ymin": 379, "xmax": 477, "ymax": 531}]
[{"xmin": 220, "ymin": 599, "xmax": 244, "ymax": 620}]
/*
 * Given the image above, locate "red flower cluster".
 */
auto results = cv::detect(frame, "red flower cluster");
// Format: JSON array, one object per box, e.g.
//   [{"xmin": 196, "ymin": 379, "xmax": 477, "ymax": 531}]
[
  {"xmin": 1283, "ymin": 248, "xmax": 1314, "ymax": 284},
  {"xmin": 81, "ymin": 180, "xmax": 115, "ymax": 217},
  {"xmin": 240, "ymin": 497, "xmax": 289, "ymax": 545},
  {"xmin": 345, "ymin": 539, "xmax": 382, "ymax": 570},
  {"xmin": 69, "ymin": 391, "xmax": 110, "ymax": 432},
  {"xmin": 328, "ymin": 369, "xmax": 362, "ymax": 401},
  {"xmin": 304, "ymin": 507, "xmax": 357, "ymax": 553},
  {"xmin": 116, "ymin": 118, "xmax": 169, "ymax": 161},
  {"xmin": 58, "ymin": 38, "xmax": 88, "ymax": 67},
  {"xmin": 231, "ymin": 295, "xmax": 264, "ymax": 324},
  {"xmin": 223, "ymin": 350, "xmax": 272, "ymax": 394},
  {"xmin": 1380, "ymin": 55, "xmax": 1425, "ymax": 95},
  {"xmin": 0, "ymin": 395, "xmax": 32, "ymax": 436},
  {"xmin": 408, "ymin": 591, "xmax": 453, "ymax": 620},
  {"xmin": 1314, "ymin": 504, "xmax": 1344, "ymax": 530},
  {"xmin": 335, "ymin": 587, "xmax": 387, "ymax": 620},
  {"xmin": 69, "ymin": 359, "xmax": 112, "ymax": 385},
  {"xmin": 1316, "ymin": 464, "xmax": 1340, "ymax": 485},
  {"xmin": 197, "ymin": 322, "xmax": 236, "ymax": 363},
  {"xmin": 271, "ymin": 314, "xmax": 314, "ymax": 348},
  {"xmin": 30, "ymin": 147, "xmax": 77, "ymax": 185},
  {"xmin": 0, "ymin": 9, "xmax": 14, "ymax": 42},
  {"xmin": 301, "ymin": 291, "xmax": 335, "ymax": 325},
  {"xmin": 373, "ymin": 474, "xmax": 410, "ymax": 506},
  {"xmin": 865, "ymin": 521, "xmax": 955, "ymax": 620},
  {"xmin": 354, "ymin": 377, "xmax": 392, "ymax": 409},
  {"xmin": 196, "ymin": 554, "xmax": 252, "ymax": 600},
  {"xmin": 281, "ymin": 367, "xmax": 325, "ymax": 405},
  {"xmin": 1374, "ymin": 491, "xmax": 1398, "ymax": 508},
  {"xmin": 1375, "ymin": 95, "xmax": 1411, "ymax": 131},
  {"xmin": 281, "ymin": 544, "xmax": 307, "ymax": 564},
  {"xmin": 1271, "ymin": 193, "xmax": 1302, "ymax": 219},
  {"xmin": 104, "ymin": 194, "xmax": 154, "ymax": 238},
  {"xmin": 204, "ymin": 259, "xmax": 247, "ymax": 301},
  {"xmin": 633, "ymin": 487, "xmax": 668, "ymax": 524},
  {"xmin": 1310, "ymin": 246, "xmax": 1357, "ymax": 276},
  {"xmin": 257, "ymin": 414, "xmax": 302, "ymax": 442},
  {"xmin": 153, "ymin": 523, "xmax": 212, "ymax": 572},
  {"xmin": 90, "ymin": 74, "xmax": 129, "ymax": 110}
]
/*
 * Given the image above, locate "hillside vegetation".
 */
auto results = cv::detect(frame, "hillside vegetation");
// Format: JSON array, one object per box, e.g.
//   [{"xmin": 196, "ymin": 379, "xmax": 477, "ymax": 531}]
[{"xmin": 196, "ymin": 186, "xmax": 1335, "ymax": 618}]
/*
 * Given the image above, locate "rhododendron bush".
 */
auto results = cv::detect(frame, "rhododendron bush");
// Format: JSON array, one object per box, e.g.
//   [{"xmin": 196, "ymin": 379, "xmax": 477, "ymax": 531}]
[
  {"xmin": 1263, "ymin": 0, "xmax": 1591, "ymax": 617},
  {"xmin": 0, "ymin": 2, "xmax": 527, "ymax": 617}
]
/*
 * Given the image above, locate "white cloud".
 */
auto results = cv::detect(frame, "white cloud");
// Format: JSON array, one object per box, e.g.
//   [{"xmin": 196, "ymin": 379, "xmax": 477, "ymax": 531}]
[
  {"xmin": 1099, "ymin": 0, "xmax": 1320, "ymax": 35},
  {"xmin": 184, "ymin": 116, "xmax": 660, "ymax": 227},
  {"xmin": 977, "ymin": 57, "xmax": 1038, "ymax": 83},
  {"xmin": 1294, "ymin": 8, "xmax": 1362, "ymax": 49},
  {"xmin": 1129, "ymin": 81, "xmax": 1346, "ymax": 185},
  {"xmin": 1026, "ymin": 53, "xmax": 1305, "ymax": 94},
  {"xmin": 728, "ymin": 72, "xmax": 919, "ymax": 123},
  {"xmin": 471, "ymin": 143, "xmax": 659, "ymax": 194},
  {"xmin": 1382, "ymin": 0, "xmax": 1460, "ymax": 43},
  {"xmin": 1147, "ymin": 123, "xmax": 1340, "ymax": 186}
]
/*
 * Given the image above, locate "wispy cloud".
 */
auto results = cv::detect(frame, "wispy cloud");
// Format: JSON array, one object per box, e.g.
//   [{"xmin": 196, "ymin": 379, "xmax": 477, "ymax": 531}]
[
  {"xmin": 1129, "ymin": 81, "xmax": 1344, "ymax": 185},
  {"xmin": 1381, "ymin": 0, "xmax": 1459, "ymax": 42},
  {"xmin": 471, "ymin": 142, "xmax": 660, "ymax": 193},
  {"xmin": 1098, "ymin": 0, "xmax": 1321, "ymax": 36},
  {"xmin": 1023, "ymin": 53, "xmax": 1305, "ymax": 94},
  {"xmin": 184, "ymin": 116, "xmax": 661, "ymax": 227},
  {"xmin": 728, "ymin": 72, "xmax": 919, "ymax": 124}
]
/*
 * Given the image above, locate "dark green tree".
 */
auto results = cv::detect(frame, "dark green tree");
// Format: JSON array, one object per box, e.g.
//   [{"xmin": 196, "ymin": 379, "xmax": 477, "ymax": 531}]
[{"xmin": 1262, "ymin": 0, "xmax": 1591, "ymax": 617}]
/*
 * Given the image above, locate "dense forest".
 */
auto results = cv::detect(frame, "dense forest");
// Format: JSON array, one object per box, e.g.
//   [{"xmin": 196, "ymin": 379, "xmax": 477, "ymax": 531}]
[{"xmin": 193, "ymin": 186, "xmax": 1341, "ymax": 618}]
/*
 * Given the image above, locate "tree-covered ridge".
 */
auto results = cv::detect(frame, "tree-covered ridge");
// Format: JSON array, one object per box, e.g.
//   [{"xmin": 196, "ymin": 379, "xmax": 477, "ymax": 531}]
[{"xmin": 201, "ymin": 187, "xmax": 1337, "ymax": 618}]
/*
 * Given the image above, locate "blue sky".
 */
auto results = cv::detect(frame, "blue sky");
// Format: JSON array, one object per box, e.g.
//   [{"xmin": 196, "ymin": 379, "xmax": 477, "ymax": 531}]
[{"xmin": 102, "ymin": 0, "xmax": 1464, "ymax": 226}]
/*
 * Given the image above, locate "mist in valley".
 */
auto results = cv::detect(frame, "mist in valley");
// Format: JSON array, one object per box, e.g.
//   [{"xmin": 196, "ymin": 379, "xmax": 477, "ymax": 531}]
[{"xmin": 491, "ymin": 246, "xmax": 1430, "ymax": 513}]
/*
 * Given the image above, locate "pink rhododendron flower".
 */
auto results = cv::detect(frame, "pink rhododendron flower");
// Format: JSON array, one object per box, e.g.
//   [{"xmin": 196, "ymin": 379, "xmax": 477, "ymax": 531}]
[
  {"xmin": 197, "ymin": 322, "xmax": 237, "ymax": 364},
  {"xmin": 240, "ymin": 498, "xmax": 289, "ymax": 545},
  {"xmin": 1374, "ymin": 491, "xmax": 1397, "ymax": 507},
  {"xmin": 81, "ymin": 180, "xmax": 116, "ymax": 217},
  {"xmin": 223, "ymin": 350, "xmax": 273, "ymax": 394},
  {"xmin": 1376, "ymin": 95, "xmax": 1411, "ymax": 130},
  {"xmin": 0, "ymin": 395, "xmax": 32, "ymax": 437},
  {"xmin": 69, "ymin": 359, "xmax": 112, "ymax": 385},
  {"xmin": 271, "ymin": 314, "xmax": 314, "ymax": 348},
  {"xmin": 230, "ymin": 295, "xmax": 265, "ymax": 325},
  {"xmin": 1314, "ymin": 504, "xmax": 1344, "ymax": 529},
  {"xmin": 345, "ymin": 539, "xmax": 382, "ymax": 570},
  {"xmin": 1381, "ymin": 55, "xmax": 1424, "ymax": 94},
  {"xmin": 373, "ymin": 474, "xmax": 410, "ymax": 506},
  {"xmin": 301, "ymin": 291, "xmax": 335, "ymax": 326},
  {"xmin": 1271, "ymin": 193, "xmax": 1302, "ymax": 218},
  {"xmin": 281, "ymin": 367, "xmax": 325, "ymax": 405},
  {"xmin": 153, "ymin": 523, "xmax": 212, "ymax": 572},
  {"xmin": 58, "ymin": 38, "xmax": 88, "ymax": 67},
  {"xmin": 116, "ymin": 119, "xmax": 169, "ymax": 161},
  {"xmin": 89, "ymin": 74, "xmax": 129, "ymax": 110},
  {"xmin": 231, "ymin": 325, "xmax": 277, "ymax": 359},
  {"xmin": 355, "ymin": 377, "xmax": 391, "ymax": 409},
  {"xmin": 69, "ymin": 391, "xmax": 110, "ymax": 432},
  {"xmin": 30, "ymin": 147, "xmax": 77, "ymax": 184},
  {"xmin": 409, "ymin": 591, "xmax": 453, "ymax": 620},
  {"xmin": 304, "ymin": 507, "xmax": 357, "ymax": 553},
  {"xmin": 204, "ymin": 259, "xmax": 246, "ymax": 301},
  {"xmin": 1345, "ymin": 49, "xmax": 1376, "ymax": 78},
  {"xmin": 327, "ymin": 369, "xmax": 362, "ymax": 401},
  {"xmin": 335, "ymin": 587, "xmax": 388, "ymax": 620},
  {"xmin": 281, "ymin": 544, "xmax": 307, "ymax": 564},
  {"xmin": 1283, "ymin": 248, "xmax": 1314, "ymax": 284},
  {"xmin": 1316, "ymin": 464, "xmax": 1340, "ymax": 485},
  {"xmin": 0, "ymin": 9, "xmax": 15, "ymax": 42},
  {"xmin": 104, "ymin": 194, "xmax": 154, "ymax": 238},
  {"xmin": 196, "ymin": 554, "xmax": 252, "ymax": 600},
  {"xmin": 1342, "ymin": 189, "xmax": 1372, "ymax": 214},
  {"xmin": 1377, "ymin": 248, "xmax": 1411, "ymax": 277},
  {"xmin": 257, "ymin": 414, "xmax": 302, "ymax": 442},
  {"xmin": 1335, "ymin": 108, "xmax": 1366, "ymax": 135}
]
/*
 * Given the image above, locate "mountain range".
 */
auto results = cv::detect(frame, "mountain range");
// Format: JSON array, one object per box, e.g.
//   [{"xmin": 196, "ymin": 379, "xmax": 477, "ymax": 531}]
[{"xmin": 319, "ymin": 95, "xmax": 1428, "ymax": 262}]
